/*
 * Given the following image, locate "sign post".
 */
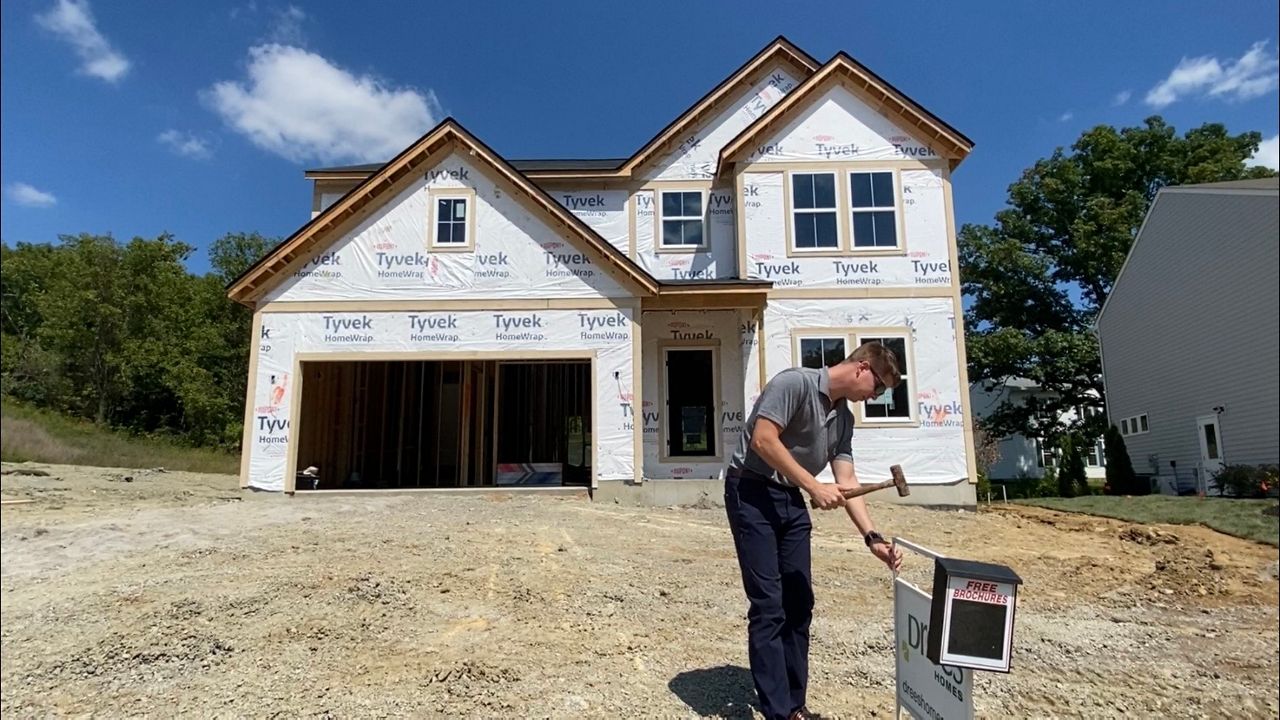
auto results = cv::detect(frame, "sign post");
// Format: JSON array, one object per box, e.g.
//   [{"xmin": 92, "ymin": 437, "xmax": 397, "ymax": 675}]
[{"xmin": 892, "ymin": 537, "xmax": 974, "ymax": 720}]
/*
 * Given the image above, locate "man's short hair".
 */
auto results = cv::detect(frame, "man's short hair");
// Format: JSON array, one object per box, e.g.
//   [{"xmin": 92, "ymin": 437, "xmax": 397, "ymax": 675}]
[{"xmin": 844, "ymin": 341, "xmax": 902, "ymax": 388}]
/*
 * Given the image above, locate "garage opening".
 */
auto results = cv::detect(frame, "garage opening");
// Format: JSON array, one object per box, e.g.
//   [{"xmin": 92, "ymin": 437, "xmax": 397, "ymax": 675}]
[{"xmin": 293, "ymin": 359, "xmax": 591, "ymax": 490}]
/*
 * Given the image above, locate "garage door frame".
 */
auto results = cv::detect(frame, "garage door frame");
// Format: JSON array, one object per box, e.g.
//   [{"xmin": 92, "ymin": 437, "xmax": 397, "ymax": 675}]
[{"xmin": 285, "ymin": 350, "xmax": 599, "ymax": 493}]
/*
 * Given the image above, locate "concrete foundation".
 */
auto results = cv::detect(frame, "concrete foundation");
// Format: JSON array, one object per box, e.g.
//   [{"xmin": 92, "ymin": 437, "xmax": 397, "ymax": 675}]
[{"xmin": 591, "ymin": 478, "xmax": 977, "ymax": 511}]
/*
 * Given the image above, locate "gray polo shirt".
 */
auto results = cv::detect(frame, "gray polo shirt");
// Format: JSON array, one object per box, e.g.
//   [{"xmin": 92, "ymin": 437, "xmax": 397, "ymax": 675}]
[{"xmin": 727, "ymin": 366, "xmax": 854, "ymax": 488}]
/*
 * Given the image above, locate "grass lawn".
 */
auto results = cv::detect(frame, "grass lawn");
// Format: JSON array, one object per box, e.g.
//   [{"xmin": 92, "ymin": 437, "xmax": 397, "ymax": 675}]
[
  {"xmin": 1013, "ymin": 495, "xmax": 1280, "ymax": 547},
  {"xmin": 1, "ymin": 400, "xmax": 239, "ymax": 474}
]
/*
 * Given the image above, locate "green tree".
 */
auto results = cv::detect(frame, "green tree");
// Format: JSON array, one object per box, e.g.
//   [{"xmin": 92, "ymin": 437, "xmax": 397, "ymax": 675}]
[{"xmin": 961, "ymin": 117, "xmax": 1275, "ymax": 444}]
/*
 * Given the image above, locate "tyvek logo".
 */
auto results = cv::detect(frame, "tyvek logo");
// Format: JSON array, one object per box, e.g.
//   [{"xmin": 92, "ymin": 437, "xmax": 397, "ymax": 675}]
[
  {"xmin": 635, "ymin": 194, "xmax": 654, "ymax": 215},
  {"xmin": 256, "ymin": 414, "xmax": 289, "ymax": 454},
  {"xmin": 475, "ymin": 250, "xmax": 511, "ymax": 279},
  {"xmin": 752, "ymin": 254, "xmax": 802, "ymax": 286},
  {"xmin": 295, "ymin": 251, "xmax": 342, "ymax": 280},
  {"xmin": 408, "ymin": 314, "xmax": 460, "ymax": 343},
  {"xmin": 425, "ymin": 167, "xmax": 470, "ymax": 182},
  {"xmin": 815, "ymin": 141, "xmax": 859, "ymax": 159},
  {"xmin": 912, "ymin": 259, "xmax": 951, "ymax": 286},
  {"xmin": 579, "ymin": 311, "xmax": 628, "ymax": 342},
  {"xmin": 376, "ymin": 251, "xmax": 429, "ymax": 280},
  {"xmin": 890, "ymin": 135, "xmax": 938, "ymax": 158},
  {"xmin": 493, "ymin": 313, "xmax": 546, "ymax": 341},
  {"xmin": 709, "ymin": 192, "xmax": 734, "ymax": 217},
  {"xmin": 918, "ymin": 389, "xmax": 962, "ymax": 428},
  {"xmin": 832, "ymin": 259, "xmax": 882, "ymax": 287},
  {"xmin": 543, "ymin": 242, "xmax": 595, "ymax": 280},
  {"xmin": 667, "ymin": 258, "xmax": 713, "ymax": 280},
  {"xmin": 669, "ymin": 320, "xmax": 713, "ymax": 340},
  {"xmin": 322, "ymin": 315, "xmax": 374, "ymax": 344}
]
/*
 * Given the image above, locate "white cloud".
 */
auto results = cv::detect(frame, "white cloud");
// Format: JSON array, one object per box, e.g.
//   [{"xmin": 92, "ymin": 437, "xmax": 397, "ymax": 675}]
[
  {"xmin": 203, "ymin": 44, "xmax": 442, "ymax": 164},
  {"xmin": 1249, "ymin": 134, "xmax": 1279, "ymax": 171},
  {"xmin": 1058, "ymin": 111, "xmax": 1074, "ymax": 123},
  {"xmin": 268, "ymin": 5, "xmax": 307, "ymax": 45},
  {"xmin": 34, "ymin": 0, "xmax": 130, "ymax": 83},
  {"xmin": 1112, "ymin": 90, "xmax": 1131, "ymax": 107},
  {"xmin": 6, "ymin": 183, "xmax": 58, "ymax": 208},
  {"xmin": 1146, "ymin": 40, "xmax": 1279, "ymax": 108},
  {"xmin": 158, "ymin": 129, "xmax": 212, "ymax": 159}
]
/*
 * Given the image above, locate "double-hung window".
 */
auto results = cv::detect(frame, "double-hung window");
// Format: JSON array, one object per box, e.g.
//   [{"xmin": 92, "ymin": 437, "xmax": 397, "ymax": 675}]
[
  {"xmin": 791, "ymin": 172, "xmax": 838, "ymax": 250},
  {"xmin": 793, "ymin": 330, "xmax": 915, "ymax": 425},
  {"xmin": 659, "ymin": 191, "xmax": 705, "ymax": 248},
  {"xmin": 850, "ymin": 171, "xmax": 898, "ymax": 249}
]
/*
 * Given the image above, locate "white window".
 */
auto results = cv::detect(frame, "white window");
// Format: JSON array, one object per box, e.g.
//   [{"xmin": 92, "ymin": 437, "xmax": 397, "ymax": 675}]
[
  {"xmin": 1086, "ymin": 439, "xmax": 1105, "ymax": 467},
  {"xmin": 790, "ymin": 172, "xmax": 838, "ymax": 250},
  {"xmin": 661, "ymin": 345, "xmax": 719, "ymax": 458},
  {"xmin": 1036, "ymin": 438, "xmax": 1057, "ymax": 469},
  {"xmin": 1120, "ymin": 414, "xmax": 1149, "ymax": 436},
  {"xmin": 850, "ymin": 171, "xmax": 898, "ymax": 249},
  {"xmin": 429, "ymin": 190, "xmax": 476, "ymax": 251},
  {"xmin": 659, "ymin": 191, "xmax": 705, "ymax": 248},
  {"xmin": 435, "ymin": 198, "xmax": 468, "ymax": 245}
]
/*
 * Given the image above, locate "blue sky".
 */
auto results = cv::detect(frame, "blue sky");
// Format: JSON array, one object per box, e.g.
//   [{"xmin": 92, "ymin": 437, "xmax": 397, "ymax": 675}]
[{"xmin": 3, "ymin": 0, "xmax": 1277, "ymax": 276}]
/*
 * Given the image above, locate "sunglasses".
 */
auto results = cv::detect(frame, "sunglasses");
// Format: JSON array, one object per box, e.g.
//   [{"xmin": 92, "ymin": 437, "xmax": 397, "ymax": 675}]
[{"xmin": 866, "ymin": 363, "xmax": 888, "ymax": 397}]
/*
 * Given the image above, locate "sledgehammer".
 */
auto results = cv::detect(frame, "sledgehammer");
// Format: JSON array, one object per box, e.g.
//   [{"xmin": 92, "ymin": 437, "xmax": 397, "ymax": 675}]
[{"xmin": 810, "ymin": 464, "xmax": 909, "ymax": 508}]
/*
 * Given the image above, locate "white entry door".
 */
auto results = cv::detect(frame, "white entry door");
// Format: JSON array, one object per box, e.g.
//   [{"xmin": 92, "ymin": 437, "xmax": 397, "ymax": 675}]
[{"xmin": 1195, "ymin": 414, "xmax": 1224, "ymax": 492}]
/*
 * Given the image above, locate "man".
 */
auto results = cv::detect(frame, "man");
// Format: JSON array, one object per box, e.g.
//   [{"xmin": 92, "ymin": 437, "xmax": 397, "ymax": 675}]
[{"xmin": 724, "ymin": 341, "xmax": 905, "ymax": 720}]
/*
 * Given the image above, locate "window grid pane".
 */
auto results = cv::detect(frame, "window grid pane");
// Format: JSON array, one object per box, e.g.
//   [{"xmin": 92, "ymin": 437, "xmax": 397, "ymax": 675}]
[
  {"xmin": 800, "ymin": 338, "xmax": 845, "ymax": 369},
  {"xmin": 436, "ymin": 199, "xmax": 468, "ymax": 244}
]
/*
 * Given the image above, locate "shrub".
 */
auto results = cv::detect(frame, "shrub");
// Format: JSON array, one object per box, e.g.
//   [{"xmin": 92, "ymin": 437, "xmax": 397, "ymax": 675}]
[
  {"xmin": 1211, "ymin": 464, "xmax": 1279, "ymax": 498},
  {"xmin": 1104, "ymin": 424, "xmax": 1144, "ymax": 495}
]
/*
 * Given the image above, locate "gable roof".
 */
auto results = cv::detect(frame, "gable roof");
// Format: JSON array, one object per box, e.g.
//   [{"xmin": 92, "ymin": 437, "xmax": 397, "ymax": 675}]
[
  {"xmin": 717, "ymin": 51, "xmax": 974, "ymax": 175},
  {"xmin": 301, "ymin": 36, "xmax": 820, "ymax": 183},
  {"xmin": 226, "ymin": 118, "xmax": 660, "ymax": 305}
]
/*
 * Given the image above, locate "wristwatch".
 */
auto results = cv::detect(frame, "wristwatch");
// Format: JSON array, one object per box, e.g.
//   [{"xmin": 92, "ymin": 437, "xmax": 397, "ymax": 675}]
[{"xmin": 864, "ymin": 531, "xmax": 887, "ymax": 547}]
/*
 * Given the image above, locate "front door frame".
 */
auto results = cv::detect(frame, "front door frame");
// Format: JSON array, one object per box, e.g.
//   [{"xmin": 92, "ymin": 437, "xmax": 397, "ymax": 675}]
[{"xmin": 1195, "ymin": 413, "xmax": 1225, "ymax": 493}]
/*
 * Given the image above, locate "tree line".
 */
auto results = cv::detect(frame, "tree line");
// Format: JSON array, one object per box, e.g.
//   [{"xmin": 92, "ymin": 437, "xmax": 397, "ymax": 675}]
[{"xmin": 1, "ymin": 232, "xmax": 272, "ymax": 449}]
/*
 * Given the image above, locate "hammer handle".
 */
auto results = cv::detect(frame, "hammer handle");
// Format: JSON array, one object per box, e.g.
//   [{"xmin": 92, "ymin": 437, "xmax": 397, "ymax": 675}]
[{"xmin": 809, "ymin": 478, "xmax": 896, "ymax": 507}]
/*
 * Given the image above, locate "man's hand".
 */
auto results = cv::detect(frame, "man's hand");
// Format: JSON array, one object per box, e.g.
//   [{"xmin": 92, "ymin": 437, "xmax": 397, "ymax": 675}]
[
  {"xmin": 870, "ymin": 540, "xmax": 902, "ymax": 572},
  {"xmin": 806, "ymin": 482, "xmax": 847, "ymax": 510}
]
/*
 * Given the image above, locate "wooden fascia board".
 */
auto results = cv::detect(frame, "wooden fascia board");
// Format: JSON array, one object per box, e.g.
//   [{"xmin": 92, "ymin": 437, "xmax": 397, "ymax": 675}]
[{"xmin": 619, "ymin": 44, "xmax": 819, "ymax": 176}]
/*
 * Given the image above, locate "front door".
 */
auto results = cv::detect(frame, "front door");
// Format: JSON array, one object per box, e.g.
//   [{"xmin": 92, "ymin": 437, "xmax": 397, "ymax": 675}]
[{"xmin": 1195, "ymin": 414, "xmax": 1224, "ymax": 492}]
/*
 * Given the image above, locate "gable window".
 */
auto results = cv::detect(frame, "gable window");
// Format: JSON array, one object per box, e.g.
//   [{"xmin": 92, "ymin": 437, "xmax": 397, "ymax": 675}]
[
  {"xmin": 799, "ymin": 337, "xmax": 846, "ymax": 369},
  {"xmin": 659, "ymin": 191, "xmax": 705, "ymax": 248},
  {"xmin": 662, "ymin": 346, "xmax": 719, "ymax": 458},
  {"xmin": 791, "ymin": 172, "xmax": 838, "ymax": 250},
  {"xmin": 428, "ymin": 189, "xmax": 476, "ymax": 252},
  {"xmin": 850, "ymin": 171, "xmax": 898, "ymax": 248}
]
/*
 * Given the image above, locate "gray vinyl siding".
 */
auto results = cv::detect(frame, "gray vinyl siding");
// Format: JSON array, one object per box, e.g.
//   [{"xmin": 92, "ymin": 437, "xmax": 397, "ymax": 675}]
[{"xmin": 1097, "ymin": 188, "xmax": 1280, "ymax": 483}]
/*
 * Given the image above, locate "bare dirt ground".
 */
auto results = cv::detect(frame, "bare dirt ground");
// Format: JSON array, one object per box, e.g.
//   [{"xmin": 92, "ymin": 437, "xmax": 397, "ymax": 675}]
[{"xmin": 2, "ymin": 462, "xmax": 1278, "ymax": 718}]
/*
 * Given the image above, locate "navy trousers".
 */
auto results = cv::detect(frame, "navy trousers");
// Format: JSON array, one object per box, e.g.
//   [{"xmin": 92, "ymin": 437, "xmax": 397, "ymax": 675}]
[{"xmin": 724, "ymin": 472, "xmax": 814, "ymax": 720}]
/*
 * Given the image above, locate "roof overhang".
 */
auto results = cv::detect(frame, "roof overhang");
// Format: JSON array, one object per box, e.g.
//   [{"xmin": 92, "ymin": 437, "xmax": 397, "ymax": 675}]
[{"xmin": 643, "ymin": 280, "xmax": 772, "ymax": 311}]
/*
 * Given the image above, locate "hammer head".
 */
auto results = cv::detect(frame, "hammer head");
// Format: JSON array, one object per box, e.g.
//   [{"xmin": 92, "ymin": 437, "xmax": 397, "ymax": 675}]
[{"xmin": 889, "ymin": 464, "xmax": 910, "ymax": 497}]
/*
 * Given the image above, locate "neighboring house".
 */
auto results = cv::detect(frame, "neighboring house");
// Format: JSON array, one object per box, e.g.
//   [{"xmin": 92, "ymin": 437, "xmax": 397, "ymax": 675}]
[
  {"xmin": 969, "ymin": 379, "xmax": 1105, "ymax": 483},
  {"xmin": 1096, "ymin": 177, "xmax": 1279, "ymax": 494},
  {"xmin": 226, "ymin": 37, "xmax": 980, "ymax": 506}
]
